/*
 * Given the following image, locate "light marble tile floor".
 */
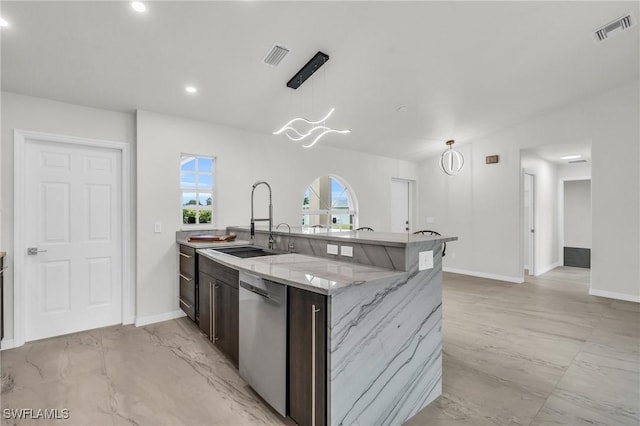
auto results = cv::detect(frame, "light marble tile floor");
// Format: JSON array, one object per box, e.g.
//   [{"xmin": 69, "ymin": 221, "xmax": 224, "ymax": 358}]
[{"xmin": 1, "ymin": 267, "xmax": 638, "ymax": 426}]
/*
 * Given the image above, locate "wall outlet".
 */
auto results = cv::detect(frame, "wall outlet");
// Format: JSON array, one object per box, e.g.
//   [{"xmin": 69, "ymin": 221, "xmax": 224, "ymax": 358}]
[
  {"xmin": 154, "ymin": 221, "xmax": 162, "ymax": 233},
  {"xmin": 341, "ymin": 246, "xmax": 353, "ymax": 257},
  {"xmin": 327, "ymin": 244, "xmax": 339, "ymax": 255},
  {"xmin": 419, "ymin": 250, "xmax": 433, "ymax": 271}
]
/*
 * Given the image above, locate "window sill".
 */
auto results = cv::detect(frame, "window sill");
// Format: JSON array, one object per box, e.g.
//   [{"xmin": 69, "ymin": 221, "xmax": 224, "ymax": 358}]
[{"xmin": 180, "ymin": 225, "xmax": 218, "ymax": 231}]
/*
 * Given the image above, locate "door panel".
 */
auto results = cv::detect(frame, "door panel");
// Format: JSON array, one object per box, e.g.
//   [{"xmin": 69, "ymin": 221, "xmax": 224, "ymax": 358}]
[
  {"xmin": 25, "ymin": 139, "xmax": 122, "ymax": 342},
  {"xmin": 41, "ymin": 260, "xmax": 71, "ymax": 313},
  {"xmin": 86, "ymin": 184, "xmax": 112, "ymax": 240},
  {"xmin": 42, "ymin": 182, "xmax": 70, "ymax": 243},
  {"xmin": 391, "ymin": 179, "xmax": 411, "ymax": 233},
  {"xmin": 87, "ymin": 257, "xmax": 112, "ymax": 306}
]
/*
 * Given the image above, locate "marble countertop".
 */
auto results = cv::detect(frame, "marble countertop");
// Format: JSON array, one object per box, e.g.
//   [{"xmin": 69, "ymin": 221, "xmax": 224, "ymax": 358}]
[
  {"xmin": 227, "ymin": 226, "xmax": 457, "ymax": 248},
  {"xmin": 176, "ymin": 239, "xmax": 252, "ymax": 249},
  {"xmin": 197, "ymin": 248, "xmax": 407, "ymax": 295}
]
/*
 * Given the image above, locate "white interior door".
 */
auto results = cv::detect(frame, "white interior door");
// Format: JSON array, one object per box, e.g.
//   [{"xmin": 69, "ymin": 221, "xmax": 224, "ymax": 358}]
[
  {"xmin": 391, "ymin": 179, "xmax": 411, "ymax": 233},
  {"xmin": 524, "ymin": 173, "xmax": 535, "ymax": 276},
  {"xmin": 24, "ymin": 138, "xmax": 122, "ymax": 341}
]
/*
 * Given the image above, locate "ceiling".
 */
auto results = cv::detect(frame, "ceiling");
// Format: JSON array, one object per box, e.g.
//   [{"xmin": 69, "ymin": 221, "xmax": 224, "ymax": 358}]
[
  {"xmin": 1, "ymin": 1, "xmax": 638, "ymax": 161},
  {"xmin": 523, "ymin": 141, "xmax": 592, "ymax": 165}
]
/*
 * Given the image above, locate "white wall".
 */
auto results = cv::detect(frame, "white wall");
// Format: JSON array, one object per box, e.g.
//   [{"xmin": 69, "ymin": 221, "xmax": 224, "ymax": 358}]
[
  {"xmin": 136, "ymin": 110, "xmax": 417, "ymax": 319},
  {"xmin": 0, "ymin": 92, "xmax": 136, "ymax": 341},
  {"xmin": 418, "ymin": 80, "xmax": 639, "ymax": 301},
  {"xmin": 521, "ymin": 154, "xmax": 559, "ymax": 275},
  {"xmin": 564, "ymin": 180, "xmax": 591, "ymax": 249}
]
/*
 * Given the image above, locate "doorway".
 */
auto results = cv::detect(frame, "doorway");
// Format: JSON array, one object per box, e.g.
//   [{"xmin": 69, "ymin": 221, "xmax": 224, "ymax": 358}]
[
  {"xmin": 391, "ymin": 179, "xmax": 413, "ymax": 233},
  {"xmin": 13, "ymin": 130, "xmax": 131, "ymax": 346},
  {"xmin": 524, "ymin": 173, "xmax": 535, "ymax": 275},
  {"xmin": 562, "ymin": 179, "xmax": 592, "ymax": 268}
]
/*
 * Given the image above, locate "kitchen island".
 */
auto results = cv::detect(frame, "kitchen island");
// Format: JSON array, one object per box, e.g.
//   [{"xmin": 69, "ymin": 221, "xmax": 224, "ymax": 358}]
[{"xmin": 197, "ymin": 228, "xmax": 456, "ymax": 426}]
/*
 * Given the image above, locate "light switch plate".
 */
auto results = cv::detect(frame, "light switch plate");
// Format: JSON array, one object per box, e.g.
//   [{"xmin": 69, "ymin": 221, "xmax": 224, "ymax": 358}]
[
  {"xmin": 154, "ymin": 221, "xmax": 162, "ymax": 233},
  {"xmin": 327, "ymin": 244, "xmax": 339, "ymax": 255},
  {"xmin": 341, "ymin": 246, "xmax": 353, "ymax": 257},
  {"xmin": 419, "ymin": 250, "xmax": 433, "ymax": 271}
]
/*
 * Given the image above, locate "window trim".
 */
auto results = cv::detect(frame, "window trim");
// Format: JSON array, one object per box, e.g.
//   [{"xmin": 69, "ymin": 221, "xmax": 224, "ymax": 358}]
[
  {"xmin": 180, "ymin": 153, "xmax": 216, "ymax": 229},
  {"xmin": 301, "ymin": 174, "xmax": 359, "ymax": 230}
]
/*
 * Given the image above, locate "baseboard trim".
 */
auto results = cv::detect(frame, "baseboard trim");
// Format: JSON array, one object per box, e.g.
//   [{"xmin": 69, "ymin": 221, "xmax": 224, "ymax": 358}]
[
  {"xmin": 134, "ymin": 310, "xmax": 186, "ymax": 327},
  {"xmin": 443, "ymin": 267, "xmax": 524, "ymax": 284},
  {"xmin": 1, "ymin": 339, "xmax": 17, "ymax": 351},
  {"xmin": 535, "ymin": 261, "xmax": 561, "ymax": 277},
  {"xmin": 589, "ymin": 288, "xmax": 640, "ymax": 303}
]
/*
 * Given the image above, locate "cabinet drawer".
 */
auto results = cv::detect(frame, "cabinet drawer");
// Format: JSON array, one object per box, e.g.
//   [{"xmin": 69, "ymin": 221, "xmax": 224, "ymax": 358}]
[
  {"xmin": 200, "ymin": 257, "xmax": 239, "ymax": 288},
  {"xmin": 179, "ymin": 245, "xmax": 196, "ymax": 276},
  {"xmin": 179, "ymin": 274, "xmax": 195, "ymax": 304},
  {"xmin": 179, "ymin": 296, "xmax": 195, "ymax": 321}
]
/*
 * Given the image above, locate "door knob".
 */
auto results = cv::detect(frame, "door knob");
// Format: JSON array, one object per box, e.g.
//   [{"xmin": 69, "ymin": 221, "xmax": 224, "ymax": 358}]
[{"xmin": 27, "ymin": 248, "xmax": 48, "ymax": 255}]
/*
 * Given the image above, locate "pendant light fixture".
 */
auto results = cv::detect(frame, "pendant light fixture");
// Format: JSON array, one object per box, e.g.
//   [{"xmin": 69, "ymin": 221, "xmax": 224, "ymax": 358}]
[
  {"xmin": 440, "ymin": 139, "xmax": 464, "ymax": 175},
  {"xmin": 273, "ymin": 51, "xmax": 350, "ymax": 148},
  {"xmin": 272, "ymin": 107, "xmax": 350, "ymax": 148}
]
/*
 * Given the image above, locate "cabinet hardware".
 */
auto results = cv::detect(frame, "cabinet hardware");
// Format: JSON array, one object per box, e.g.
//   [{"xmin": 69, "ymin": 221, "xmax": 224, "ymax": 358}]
[
  {"xmin": 209, "ymin": 282, "xmax": 213, "ymax": 342},
  {"xmin": 179, "ymin": 252, "xmax": 192, "ymax": 258},
  {"xmin": 179, "ymin": 298, "xmax": 192, "ymax": 309},
  {"xmin": 311, "ymin": 304, "xmax": 320, "ymax": 426},
  {"xmin": 179, "ymin": 273, "xmax": 192, "ymax": 282}
]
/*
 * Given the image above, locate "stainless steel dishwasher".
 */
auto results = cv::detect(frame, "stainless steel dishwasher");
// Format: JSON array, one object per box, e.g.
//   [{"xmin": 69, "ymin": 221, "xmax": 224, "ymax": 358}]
[{"xmin": 238, "ymin": 272, "xmax": 287, "ymax": 417}]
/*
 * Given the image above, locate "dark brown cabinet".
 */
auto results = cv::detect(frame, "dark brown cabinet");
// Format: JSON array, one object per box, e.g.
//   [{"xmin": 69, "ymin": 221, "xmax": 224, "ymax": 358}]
[
  {"xmin": 200, "ymin": 256, "xmax": 239, "ymax": 366},
  {"xmin": 198, "ymin": 271, "xmax": 215, "ymax": 339},
  {"xmin": 215, "ymin": 280, "xmax": 239, "ymax": 366},
  {"xmin": 288, "ymin": 286, "xmax": 327, "ymax": 426},
  {"xmin": 178, "ymin": 245, "xmax": 197, "ymax": 321}
]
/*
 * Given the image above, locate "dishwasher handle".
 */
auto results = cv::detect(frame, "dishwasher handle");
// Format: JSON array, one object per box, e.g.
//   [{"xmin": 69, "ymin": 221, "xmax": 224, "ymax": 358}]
[{"xmin": 240, "ymin": 281, "xmax": 281, "ymax": 304}]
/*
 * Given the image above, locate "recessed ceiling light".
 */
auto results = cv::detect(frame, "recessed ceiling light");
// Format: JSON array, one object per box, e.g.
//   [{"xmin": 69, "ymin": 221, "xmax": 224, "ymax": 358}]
[
  {"xmin": 185, "ymin": 86, "xmax": 197, "ymax": 94},
  {"xmin": 131, "ymin": 2, "xmax": 146, "ymax": 13},
  {"xmin": 0, "ymin": 17, "xmax": 9, "ymax": 27},
  {"xmin": 561, "ymin": 155, "xmax": 582, "ymax": 160}
]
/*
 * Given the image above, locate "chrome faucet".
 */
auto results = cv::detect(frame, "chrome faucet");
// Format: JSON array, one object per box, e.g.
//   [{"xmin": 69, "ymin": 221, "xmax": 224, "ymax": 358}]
[
  {"xmin": 276, "ymin": 223, "xmax": 295, "ymax": 253},
  {"xmin": 251, "ymin": 181, "xmax": 274, "ymax": 249}
]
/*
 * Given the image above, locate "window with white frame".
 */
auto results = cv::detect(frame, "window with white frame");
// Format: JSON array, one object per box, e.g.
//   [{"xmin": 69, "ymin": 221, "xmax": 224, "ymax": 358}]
[
  {"xmin": 302, "ymin": 175, "xmax": 357, "ymax": 230},
  {"xmin": 181, "ymin": 155, "xmax": 214, "ymax": 225}
]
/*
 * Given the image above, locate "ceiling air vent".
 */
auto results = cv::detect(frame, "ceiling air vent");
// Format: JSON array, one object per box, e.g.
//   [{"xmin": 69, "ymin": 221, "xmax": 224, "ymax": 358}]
[
  {"xmin": 263, "ymin": 44, "xmax": 290, "ymax": 67},
  {"xmin": 568, "ymin": 159, "xmax": 587, "ymax": 164},
  {"xmin": 594, "ymin": 14, "xmax": 635, "ymax": 43}
]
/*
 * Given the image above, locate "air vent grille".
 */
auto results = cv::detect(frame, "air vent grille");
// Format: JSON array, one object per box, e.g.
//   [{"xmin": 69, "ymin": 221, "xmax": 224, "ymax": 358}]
[
  {"xmin": 594, "ymin": 14, "xmax": 636, "ymax": 43},
  {"xmin": 263, "ymin": 44, "xmax": 290, "ymax": 67},
  {"xmin": 568, "ymin": 159, "xmax": 587, "ymax": 164}
]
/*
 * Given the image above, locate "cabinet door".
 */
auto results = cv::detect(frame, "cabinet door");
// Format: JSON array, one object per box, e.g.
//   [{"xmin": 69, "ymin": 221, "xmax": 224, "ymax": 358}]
[
  {"xmin": 288, "ymin": 287, "xmax": 327, "ymax": 426},
  {"xmin": 198, "ymin": 272, "xmax": 214, "ymax": 339},
  {"xmin": 215, "ymin": 281, "xmax": 239, "ymax": 366}
]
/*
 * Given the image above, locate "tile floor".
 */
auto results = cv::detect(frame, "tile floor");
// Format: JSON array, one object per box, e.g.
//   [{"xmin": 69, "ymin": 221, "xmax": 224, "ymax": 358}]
[{"xmin": 1, "ymin": 267, "xmax": 638, "ymax": 426}]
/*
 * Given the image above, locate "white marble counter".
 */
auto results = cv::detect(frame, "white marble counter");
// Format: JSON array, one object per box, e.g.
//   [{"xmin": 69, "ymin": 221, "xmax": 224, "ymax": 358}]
[
  {"xmin": 228, "ymin": 225, "xmax": 457, "ymax": 248},
  {"xmin": 176, "ymin": 238, "xmax": 252, "ymax": 249},
  {"xmin": 197, "ymin": 249, "xmax": 406, "ymax": 295}
]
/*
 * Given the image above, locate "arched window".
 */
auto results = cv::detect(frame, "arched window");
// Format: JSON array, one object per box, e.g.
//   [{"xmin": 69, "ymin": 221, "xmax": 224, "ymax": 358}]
[{"xmin": 302, "ymin": 175, "xmax": 358, "ymax": 230}]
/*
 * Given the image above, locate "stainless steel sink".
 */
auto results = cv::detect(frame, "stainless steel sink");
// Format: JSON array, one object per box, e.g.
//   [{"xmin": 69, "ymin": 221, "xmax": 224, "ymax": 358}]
[{"xmin": 212, "ymin": 246, "xmax": 281, "ymax": 258}]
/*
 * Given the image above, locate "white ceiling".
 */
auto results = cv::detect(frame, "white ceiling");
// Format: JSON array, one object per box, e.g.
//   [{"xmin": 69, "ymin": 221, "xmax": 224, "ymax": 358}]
[
  {"xmin": 523, "ymin": 141, "xmax": 592, "ymax": 165},
  {"xmin": 2, "ymin": 1, "xmax": 638, "ymax": 160}
]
